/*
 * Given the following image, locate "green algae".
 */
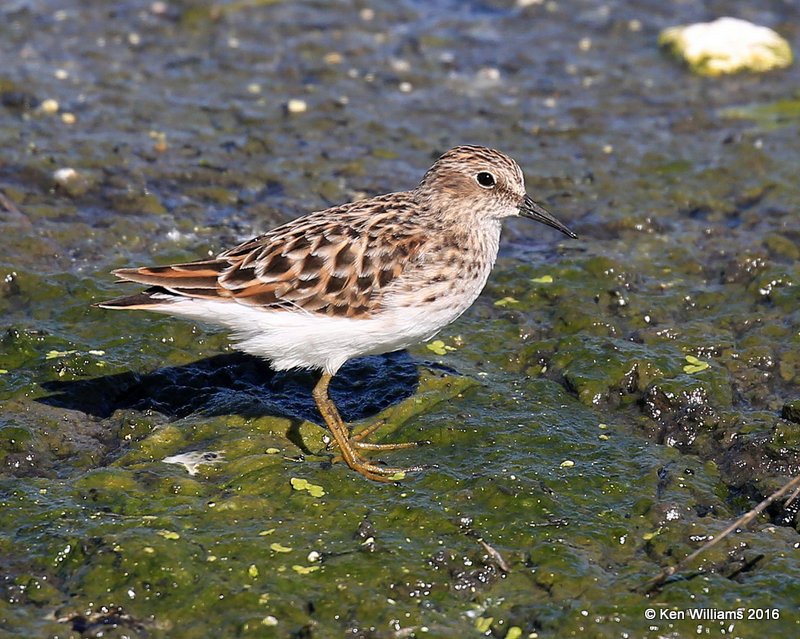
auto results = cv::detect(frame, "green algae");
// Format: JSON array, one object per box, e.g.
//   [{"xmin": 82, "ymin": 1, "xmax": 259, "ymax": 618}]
[
  {"xmin": 2, "ymin": 0, "xmax": 800, "ymax": 637},
  {"xmin": 720, "ymin": 98, "xmax": 800, "ymax": 131},
  {"xmin": 4, "ymin": 229, "xmax": 800, "ymax": 639}
]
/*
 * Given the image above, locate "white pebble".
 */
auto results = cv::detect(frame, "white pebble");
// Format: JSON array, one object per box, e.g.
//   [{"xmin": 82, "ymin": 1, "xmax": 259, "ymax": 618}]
[
  {"xmin": 477, "ymin": 67, "xmax": 501, "ymax": 82},
  {"xmin": 286, "ymin": 98, "xmax": 307, "ymax": 114},
  {"xmin": 40, "ymin": 98, "xmax": 59, "ymax": 114},
  {"xmin": 53, "ymin": 167, "xmax": 79, "ymax": 185},
  {"xmin": 390, "ymin": 58, "xmax": 411, "ymax": 73}
]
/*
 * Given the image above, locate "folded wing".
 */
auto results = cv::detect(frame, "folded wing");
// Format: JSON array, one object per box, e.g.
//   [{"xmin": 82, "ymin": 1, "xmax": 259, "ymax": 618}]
[{"xmin": 98, "ymin": 194, "xmax": 426, "ymax": 319}]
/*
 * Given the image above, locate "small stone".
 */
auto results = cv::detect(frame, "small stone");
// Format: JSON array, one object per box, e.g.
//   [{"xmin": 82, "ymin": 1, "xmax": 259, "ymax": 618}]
[
  {"xmin": 52, "ymin": 167, "xmax": 89, "ymax": 197},
  {"xmin": 476, "ymin": 67, "xmax": 501, "ymax": 82},
  {"xmin": 53, "ymin": 167, "xmax": 78, "ymax": 185},
  {"xmin": 286, "ymin": 98, "xmax": 307, "ymax": 114},
  {"xmin": 61, "ymin": 112, "xmax": 76, "ymax": 124},
  {"xmin": 40, "ymin": 98, "xmax": 59, "ymax": 114},
  {"xmin": 390, "ymin": 58, "xmax": 411, "ymax": 73}
]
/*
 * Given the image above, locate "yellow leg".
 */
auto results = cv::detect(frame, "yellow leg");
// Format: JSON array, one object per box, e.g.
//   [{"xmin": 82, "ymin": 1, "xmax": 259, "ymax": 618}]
[{"xmin": 312, "ymin": 372, "xmax": 425, "ymax": 482}]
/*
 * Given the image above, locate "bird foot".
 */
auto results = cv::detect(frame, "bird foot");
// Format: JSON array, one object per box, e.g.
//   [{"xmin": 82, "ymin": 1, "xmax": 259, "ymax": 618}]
[
  {"xmin": 330, "ymin": 450, "xmax": 432, "ymax": 482},
  {"xmin": 335, "ymin": 419, "xmax": 431, "ymax": 451}
]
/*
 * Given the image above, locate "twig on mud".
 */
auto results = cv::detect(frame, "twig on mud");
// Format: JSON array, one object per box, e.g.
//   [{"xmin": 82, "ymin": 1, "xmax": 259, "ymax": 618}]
[
  {"xmin": 641, "ymin": 473, "xmax": 800, "ymax": 594},
  {"xmin": 785, "ymin": 481, "xmax": 800, "ymax": 506},
  {"xmin": 466, "ymin": 530, "xmax": 510, "ymax": 573},
  {"xmin": 477, "ymin": 536, "xmax": 510, "ymax": 573}
]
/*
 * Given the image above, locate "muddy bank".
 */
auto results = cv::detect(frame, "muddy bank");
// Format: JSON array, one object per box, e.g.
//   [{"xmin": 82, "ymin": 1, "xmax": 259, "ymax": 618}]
[{"xmin": 1, "ymin": 0, "xmax": 799, "ymax": 637}]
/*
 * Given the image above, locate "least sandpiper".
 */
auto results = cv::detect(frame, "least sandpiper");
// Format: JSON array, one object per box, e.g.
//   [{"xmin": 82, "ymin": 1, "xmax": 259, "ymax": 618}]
[{"xmin": 98, "ymin": 145, "xmax": 576, "ymax": 481}]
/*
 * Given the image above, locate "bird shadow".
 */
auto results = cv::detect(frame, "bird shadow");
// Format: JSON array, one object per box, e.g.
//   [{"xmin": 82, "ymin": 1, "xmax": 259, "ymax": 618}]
[{"xmin": 37, "ymin": 351, "xmax": 435, "ymax": 428}]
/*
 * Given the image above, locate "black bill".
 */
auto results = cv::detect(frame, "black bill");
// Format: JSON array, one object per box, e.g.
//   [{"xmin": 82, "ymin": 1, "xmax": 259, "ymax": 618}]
[{"xmin": 519, "ymin": 194, "xmax": 577, "ymax": 239}]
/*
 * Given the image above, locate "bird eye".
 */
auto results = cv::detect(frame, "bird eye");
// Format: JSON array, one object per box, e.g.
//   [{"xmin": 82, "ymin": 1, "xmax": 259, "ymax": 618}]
[{"xmin": 475, "ymin": 171, "xmax": 496, "ymax": 188}]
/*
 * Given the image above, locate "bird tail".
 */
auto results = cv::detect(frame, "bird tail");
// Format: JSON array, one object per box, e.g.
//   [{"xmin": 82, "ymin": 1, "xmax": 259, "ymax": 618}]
[
  {"xmin": 95, "ymin": 260, "xmax": 227, "ymax": 309},
  {"xmin": 94, "ymin": 287, "xmax": 182, "ymax": 310}
]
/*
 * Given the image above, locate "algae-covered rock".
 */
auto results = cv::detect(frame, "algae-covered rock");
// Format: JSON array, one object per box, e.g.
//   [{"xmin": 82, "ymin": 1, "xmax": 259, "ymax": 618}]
[
  {"xmin": 659, "ymin": 17, "xmax": 793, "ymax": 76},
  {"xmin": 641, "ymin": 378, "xmax": 721, "ymax": 450},
  {"xmin": 52, "ymin": 167, "xmax": 92, "ymax": 198},
  {"xmin": 782, "ymin": 400, "xmax": 800, "ymax": 425}
]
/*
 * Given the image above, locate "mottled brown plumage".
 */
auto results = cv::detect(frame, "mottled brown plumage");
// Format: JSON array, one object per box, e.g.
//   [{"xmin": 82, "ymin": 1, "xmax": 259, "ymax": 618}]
[
  {"xmin": 109, "ymin": 192, "xmax": 432, "ymax": 318},
  {"xmin": 98, "ymin": 145, "xmax": 576, "ymax": 481}
]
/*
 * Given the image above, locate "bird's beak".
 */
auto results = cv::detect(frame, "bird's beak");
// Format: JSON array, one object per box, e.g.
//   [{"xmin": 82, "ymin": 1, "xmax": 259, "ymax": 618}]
[{"xmin": 518, "ymin": 194, "xmax": 577, "ymax": 239}]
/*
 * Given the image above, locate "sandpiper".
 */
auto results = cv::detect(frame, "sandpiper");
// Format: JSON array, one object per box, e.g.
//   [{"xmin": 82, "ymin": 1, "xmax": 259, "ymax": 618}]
[{"xmin": 98, "ymin": 145, "xmax": 576, "ymax": 481}]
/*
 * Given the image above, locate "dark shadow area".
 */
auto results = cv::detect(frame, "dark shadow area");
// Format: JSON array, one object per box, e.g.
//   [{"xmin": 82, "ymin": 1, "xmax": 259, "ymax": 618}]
[{"xmin": 39, "ymin": 351, "xmax": 434, "ymax": 424}]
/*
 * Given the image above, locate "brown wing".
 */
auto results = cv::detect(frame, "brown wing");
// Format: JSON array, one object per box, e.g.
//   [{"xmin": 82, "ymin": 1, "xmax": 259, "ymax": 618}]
[{"xmin": 108, "ymin": 193, "xmax": 427, "ymax": 318}]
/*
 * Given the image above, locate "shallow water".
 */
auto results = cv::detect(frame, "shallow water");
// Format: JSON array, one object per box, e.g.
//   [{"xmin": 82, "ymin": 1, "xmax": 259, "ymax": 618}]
[{"xmin": 1, "ymin": 1, "xmax": 799, "ymax": 637}]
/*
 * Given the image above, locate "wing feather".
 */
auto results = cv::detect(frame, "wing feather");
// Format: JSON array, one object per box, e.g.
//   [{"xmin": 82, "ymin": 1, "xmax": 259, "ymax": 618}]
[{"xmin": 104, "ymin": 192, "xmax": 428, "ymax": 319}]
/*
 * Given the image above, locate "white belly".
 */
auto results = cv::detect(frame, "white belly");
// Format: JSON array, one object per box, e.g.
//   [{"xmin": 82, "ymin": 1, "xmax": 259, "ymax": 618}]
[
  {"xmin": 142, "ymin": 220, "xmax": 501, "ymax": 374},
  {"xmin": 151, "ymin": 296, "xmax": 463, "ymax": 374}
]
